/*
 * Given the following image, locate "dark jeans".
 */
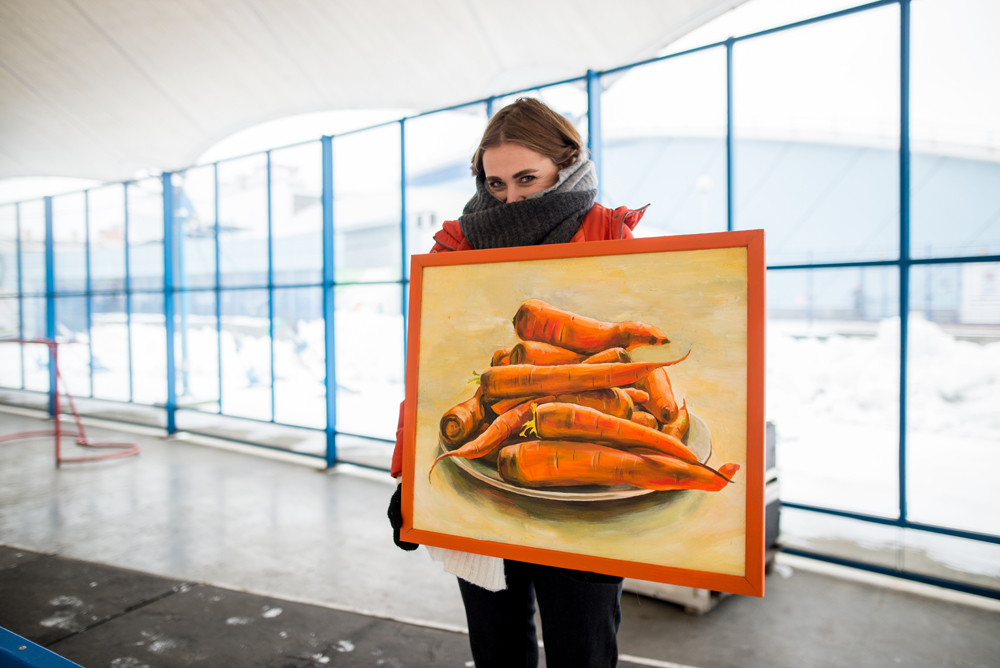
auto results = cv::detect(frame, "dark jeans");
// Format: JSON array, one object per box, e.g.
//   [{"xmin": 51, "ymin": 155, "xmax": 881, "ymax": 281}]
[{"xmin": 458, "ymin": 560, "xmax": 623, "ymax": 668}]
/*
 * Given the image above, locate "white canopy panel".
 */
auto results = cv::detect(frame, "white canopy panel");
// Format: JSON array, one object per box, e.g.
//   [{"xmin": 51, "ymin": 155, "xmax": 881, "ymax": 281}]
[{"xmin": 0, "ymin": 0, "xmax": 744, "ymax": 181}]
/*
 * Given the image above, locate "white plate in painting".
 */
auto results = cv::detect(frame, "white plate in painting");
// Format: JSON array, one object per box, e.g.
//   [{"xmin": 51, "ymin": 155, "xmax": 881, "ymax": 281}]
[{"xmin": 439, "ymin": 413, "xmax": 712, "ymax": 502}]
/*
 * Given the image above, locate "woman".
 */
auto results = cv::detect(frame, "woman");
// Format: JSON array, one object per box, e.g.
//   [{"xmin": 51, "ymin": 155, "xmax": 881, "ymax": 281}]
[{"xmin": 388, "ymin": 97, "xmax": 647, "ymax": 668}]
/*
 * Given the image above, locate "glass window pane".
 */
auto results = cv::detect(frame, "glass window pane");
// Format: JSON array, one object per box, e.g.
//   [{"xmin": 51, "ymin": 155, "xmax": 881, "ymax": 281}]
[
  {"xmin": 334, "ymin": 125, "xmax": 401, "ymax": 283},
  {"xmin": 55, "ymin": 296, "xmax": 91, "ymax": 397},
  {"xmin": 901, "ymin": 529, "xmax": 1000, "ymax": 593},
  {"xmin": 494, "ymin": 81, "xmax": 589, "ymax": 146},
  {"xmin": 273, "ymin": 287, "xmax": 324, "ymax": 428},
  {"xmin": 19, "ymin": 200, "xmax": 46, "ymax": 295},
  {"xmin": 908, "ymin": 263, "xmax": 1000, "ymax": 535},
  {"xmin": 220, "ymin": 289, "xmax": 271, "ymax": 420},
  {"xmin": 90, "ymin": 293, "xmax": 130, "ymax": 401},
  {"xmin": 911, "ymin": 0, "xmax": 1000, "ymax": 258},
  {"xmin": 602, "ymin": 49, "xmax": 728, "ymax": 236},
  {"xmin": 768, "ymin": 267, "xmax": 900, "ymax": 517},
  {"xmin": 335, "ymin": 284, "xmax": 403, "ymax": 440},
  {"xmin": 175, "ymin": 166, "xmax": 217, "ymax": 289},
  {"xmin": 0, "ymin": 298, "xmax": 22, "ymax": 387},
  {"xmin": 130, "ymin": 292, "xmax": 165, "ymax": 406},
  {"xmin": 174, "ymin": 290, "xmax": 219, "ymax": 413},
  {"xmin": 404, "ymin": 106, "xmax": 487, "ymax": 272},
  {"xmin": 127, "ymin": 179, "xmax": 164, "ymax": 291},
  {"xmin": 53, "ymin": 193, "xmax": 87, "ymax": 294},
  {"xmin": 734, "ymin": 6, "xmax": 901, "ymax": 264},
  {"xmin": 89, "ymin": 186, "xmax": 126, "ymax": 292},
  {"xmin": 272, "ymin": 142, "xmax": 323, "ymax": 286},
  {"xmin": 218, "ymin": 154, "xmax": 269, "ymax": 287},
  {"xmin": 0, "ymin": 205, "xmax": 18, "ymax": 296},
  {"xmin": 22, "ymin": 297, "xmax": 48, "ymax": 392}
]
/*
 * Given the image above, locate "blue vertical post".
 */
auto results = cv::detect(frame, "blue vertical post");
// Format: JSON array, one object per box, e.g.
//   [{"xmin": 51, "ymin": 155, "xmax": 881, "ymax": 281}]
[
  {"xmin": 44, "ymin": 196, "xmax": 56, "ymax": 416},
  {"xmin": 321, "ymin": 136, "xmax": 337, "ymax": 467},
  {"xmin": 400, "ymin": 120, "xmax": 408, "ymax": 363},
  {"xmin": 84, "ymin": 191, "xmax": 94, "ymax": 397},
  {"xmin": 486, "ymin": 96, "xmax": 495, "ymax": 119},
  {"xmin": 586, "ymin": 70, "xmax": 602, "ymax": 203},
  {"xmin": 214, "ymin": 164, "xmax": 223, "ymax": 414},
  {"xmin": 726, "ymin": 38, "xmax": 735, "ymax": 232},
  {"xmin": 267, "ymin": 151, "xmax": 276, "ymax": 423},
  {"xmin": 163, "ymin": 173, "xmax": 177, "ymax": 434},
  {"xmin": 123, "ymin": 184, "xmax": 134, "ymax": 403},
  {"xmin": 898, "ymin": 0, "xmax": 911, "ymax": 524},
  {"xmin": 16, "ymin": 203, "xmax": 25, "ymax": 389}
]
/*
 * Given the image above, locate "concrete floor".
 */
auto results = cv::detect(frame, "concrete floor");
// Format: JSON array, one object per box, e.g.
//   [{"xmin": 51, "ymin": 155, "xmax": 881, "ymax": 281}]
[{"xmin": 2, "ymin": 409, "xmax": 1000, "ymax": 668}]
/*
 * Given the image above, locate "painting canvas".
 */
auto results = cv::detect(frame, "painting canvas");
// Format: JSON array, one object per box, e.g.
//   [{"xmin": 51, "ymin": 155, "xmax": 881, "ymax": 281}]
[{"xmin": 401, "ymin": 230, "xmax": 766, "ymax": 597}]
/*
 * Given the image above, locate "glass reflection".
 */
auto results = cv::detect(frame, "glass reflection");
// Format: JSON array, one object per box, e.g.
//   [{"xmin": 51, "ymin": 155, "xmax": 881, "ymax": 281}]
[
  {"xmin": 53, "ymin": 193, "xmax": 88, "ymax": 294},
  {"xmin": 220, "ymin": 289, "xmax": 272, "ymax": 420},
  {"xmin": 173, "ymin": 290, "xmax": 219, "ymax": 413},
  {"xmin": 1, "ymin": 205, "xmax": 19, "ymax": 296},
  {"xmin": 272, "ymin": 143, "xmax": 323, "ymax": 286},
  {"xmin": 127, "ymin": 180, "xmax": 164, "ymax": 291},
  {"xmin": 334, "ymin": 126, "xmax": 401, "ymax": 282},
  {"xmin": 218, "ymin": 155, "xmax": 269, "ymax": 287},
  {"xmin": 88, "ymin": 186, "xmax": 127, "ymax": 292},
  {"xmin": 334, "ymin": 284, "xmax": 403, "ymax": 440},
  {"xmin": 404, "ymin": 106, "xmax": 487, "ymax": 272},
  {"xmin": 907, "ymin": 263, "xmax": 1000, "ymax": 535},
  {"xmin": 273, "ymin": 287, "xmax": 325, "ymax": 428},
  {"xmin": 90, "ymin": 293, "xmax": 130, "ymax": 401},
  {"xmin": 767, "ymin": 267, "xmax": 900, "ymax": 517},
  {"xmin": 175, "ymin": 167, "xmax": 218, "ymax": 289},
  {"xmin": 734, "ymin": 6, "xmax": 900, "ymax": 264},
  {"xmin": 602, "ymin": 49, "xmax": 728, "ymax": 236}
]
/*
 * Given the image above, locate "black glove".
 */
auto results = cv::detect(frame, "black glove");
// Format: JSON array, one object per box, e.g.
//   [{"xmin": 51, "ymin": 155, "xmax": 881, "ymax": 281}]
[{"xmin": 388, "ymin": 484, "xmax": 419, "ymax": 551}]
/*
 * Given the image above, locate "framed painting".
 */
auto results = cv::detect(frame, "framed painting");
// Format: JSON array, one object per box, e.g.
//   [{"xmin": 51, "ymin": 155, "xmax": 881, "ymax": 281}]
[{"xmin": 400, "ymin": 230, "xmax": 766, "ymax": 597}]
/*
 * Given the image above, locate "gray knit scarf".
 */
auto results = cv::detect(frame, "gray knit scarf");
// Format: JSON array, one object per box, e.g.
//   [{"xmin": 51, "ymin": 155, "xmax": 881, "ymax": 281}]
[{"xmin": 458, "ymin": 158, "xmax": 598, "ymax": 250}]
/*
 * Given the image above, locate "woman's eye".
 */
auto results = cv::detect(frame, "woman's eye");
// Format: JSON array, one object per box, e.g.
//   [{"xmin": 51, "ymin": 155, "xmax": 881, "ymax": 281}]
[
  {"xmin": 488, "ymin": 181, "xmax": 504, "ymax": 189},
  {"xmin": 519, "ymin": 175, "xmax": 536, "ymax": 184}
]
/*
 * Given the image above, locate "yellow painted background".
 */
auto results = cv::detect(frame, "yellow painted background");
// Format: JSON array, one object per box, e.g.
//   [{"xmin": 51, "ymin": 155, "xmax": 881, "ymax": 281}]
[{"xmin": 412, "ymin": 246, "xmax": 748, "ymax": 576}]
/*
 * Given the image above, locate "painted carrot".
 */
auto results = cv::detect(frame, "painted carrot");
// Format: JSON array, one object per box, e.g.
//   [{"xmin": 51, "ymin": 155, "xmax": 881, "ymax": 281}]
[
  {"xmin": 582, "ymin": 347, "xmax": 631, "ymax": 364},
  {"xmin": 512, "ymin": 299, "xmax": 670, "ymax": 354},
  {"xmin": 489, "ymin": 395, "xmax": 538, "ymax": 416},
  {"xmin": 497, "ymin": 441, "xmax": 739, "ymax": 492},
  {"xmin": 509, "ymin": 341, "xmax": 587, "ymax": 366},
  {"xmin": 622, "ymin": 388, "xmax": 649, "ymax": 404},
  {"xmin": 478, "ymin": 352, "xmax": 690, "ymax": 400},
  {"xmin": 492, "ymin": 347, "xmax": 514, "ymax": 366},
  {"xmin": 439, "ymin": 387, "xmax": 487, "ymax": 447},
  {"xmin": 522, "ymin": 402, "xmax": 731, "ymax": 482},
  {"xmin": 636, "ymin": 367, "xmax": 678, "ymax": 423},
  {"xmin": 662, "ymin": 399, "xmax": 690, "ymax": 441},
  {"xmin": 629, "ymin": 411, "xmax": 659, "ymax": 430},
  {"xmin": 489, "ymin": 388, "xmax": 633, "ymax": 420},
  {"xmin": 429, "ymin": 397, "xmax": 555, "ymax": 480}
]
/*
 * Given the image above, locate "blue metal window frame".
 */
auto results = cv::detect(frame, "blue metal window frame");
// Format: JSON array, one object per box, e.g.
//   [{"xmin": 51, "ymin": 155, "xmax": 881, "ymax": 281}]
[{"xmin": 1, "ymin": 0, "xmax": 998, "ymax": 597}]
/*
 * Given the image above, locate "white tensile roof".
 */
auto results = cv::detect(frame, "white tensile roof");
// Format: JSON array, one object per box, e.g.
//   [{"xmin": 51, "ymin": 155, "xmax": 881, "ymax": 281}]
[{"xmin": 0, "ymin": 0, "xmax": 746, "ymax": 182}]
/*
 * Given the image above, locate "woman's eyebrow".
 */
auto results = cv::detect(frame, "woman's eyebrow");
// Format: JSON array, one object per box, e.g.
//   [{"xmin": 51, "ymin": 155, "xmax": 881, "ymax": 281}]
[{"xmin": 512, "ymin": 169, "xmax": 538, "ymax": 178}]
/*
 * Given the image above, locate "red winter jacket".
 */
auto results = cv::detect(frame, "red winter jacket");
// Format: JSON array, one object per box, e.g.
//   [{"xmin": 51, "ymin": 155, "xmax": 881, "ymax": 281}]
[{"xmin": 390, "ymin": 201, "xmax": 647, "ymax": 477}]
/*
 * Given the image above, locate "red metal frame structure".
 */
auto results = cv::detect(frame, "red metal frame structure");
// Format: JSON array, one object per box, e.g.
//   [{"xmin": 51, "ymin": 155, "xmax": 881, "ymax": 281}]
[{"xmin": 0, "ymin": 339, "xmax": 140, "ymax": 466}]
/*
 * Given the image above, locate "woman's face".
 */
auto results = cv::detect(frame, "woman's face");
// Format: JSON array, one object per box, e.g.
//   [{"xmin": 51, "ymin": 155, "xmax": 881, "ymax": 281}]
[{"xmin": 482, "ymin": 143, "xmax": 560, "ymax": 203}]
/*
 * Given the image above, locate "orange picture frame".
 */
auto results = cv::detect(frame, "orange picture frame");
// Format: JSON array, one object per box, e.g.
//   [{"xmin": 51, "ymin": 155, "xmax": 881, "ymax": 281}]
[{"xmin": 401, "ymin": 230, "xmax": 766, "ymax": 597}]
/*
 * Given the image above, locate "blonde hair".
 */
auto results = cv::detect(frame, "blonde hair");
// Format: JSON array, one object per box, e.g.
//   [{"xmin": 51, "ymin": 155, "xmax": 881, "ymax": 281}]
[{"xmin": 471, "ymin": 98, "xmax": 584, "ymax": 177}]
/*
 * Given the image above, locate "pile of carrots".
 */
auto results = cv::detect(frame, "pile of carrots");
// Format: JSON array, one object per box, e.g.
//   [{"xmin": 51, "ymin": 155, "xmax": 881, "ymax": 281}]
[{"xmin": 431, "ymin": 300, "xmax": 739, "ymax": 494}]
